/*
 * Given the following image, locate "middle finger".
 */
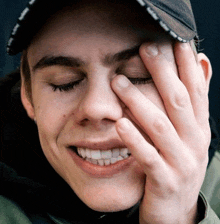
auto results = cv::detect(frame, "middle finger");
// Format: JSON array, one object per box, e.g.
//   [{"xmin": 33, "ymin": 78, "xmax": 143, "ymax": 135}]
[{"xmin": 139, "ymin": 42, "xmax": 199, "ymax": 140}]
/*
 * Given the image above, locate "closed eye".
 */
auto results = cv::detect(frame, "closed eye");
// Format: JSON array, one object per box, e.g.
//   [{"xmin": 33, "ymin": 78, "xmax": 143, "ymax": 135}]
[
  {"xmin": 50, "ymin": 79, "xmax": 84, "ymax": 92},
  {"xmin": 128, "ymin": 77, "xmax": 153, "ymax": 85},
  {"xmin": 116, "ymin": 65, "xmax": 152, "ymax": 85}
]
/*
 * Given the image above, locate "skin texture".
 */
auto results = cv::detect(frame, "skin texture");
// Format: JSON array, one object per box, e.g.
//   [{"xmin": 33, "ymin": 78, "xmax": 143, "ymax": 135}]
[{"xmin": 20, "ymin": 1, "xmax": 212, "ymax": 223}]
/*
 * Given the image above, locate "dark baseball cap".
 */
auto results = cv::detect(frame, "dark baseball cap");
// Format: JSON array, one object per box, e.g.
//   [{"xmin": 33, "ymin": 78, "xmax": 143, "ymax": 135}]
[{"xmin": 7, "ymin": 0, "xmax": 198, "ymax": 55}]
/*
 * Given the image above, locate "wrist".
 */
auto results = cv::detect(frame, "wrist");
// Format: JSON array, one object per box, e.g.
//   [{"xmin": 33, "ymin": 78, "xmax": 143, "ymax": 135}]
[{"xmin": 139, "ymin": 201, "xmax": 199, "ymax": 224}]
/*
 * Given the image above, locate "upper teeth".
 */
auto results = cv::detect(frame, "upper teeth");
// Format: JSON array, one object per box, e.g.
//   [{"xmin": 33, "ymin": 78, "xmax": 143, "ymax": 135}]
[{"xmin": 77, "ymin": 148, "xmax": 131, "ymax": 165}]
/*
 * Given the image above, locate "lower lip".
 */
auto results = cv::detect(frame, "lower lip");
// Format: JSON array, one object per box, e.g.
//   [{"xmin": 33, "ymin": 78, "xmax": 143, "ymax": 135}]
[{"xmin": 67, "ymin": 148, "xmax": 134, "ymax": 178}]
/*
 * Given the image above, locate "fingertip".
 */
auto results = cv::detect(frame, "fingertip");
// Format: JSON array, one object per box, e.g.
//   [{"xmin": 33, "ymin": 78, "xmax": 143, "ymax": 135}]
[
  {"xmin": 174, "ymin": 41, "xmax": 197, "ymax": 67},
  {"xmin": 175, "ymin": 41, "xmax": 189, "ymax": 49},
  {"xmin": 181, "ymin": 42, "xmax": 190, "ymax": 49},
  {"xmin": 111, "ymin": 75, "xmax": 130, "ymax": 91},
  {"xmin": 174, "ymin": 42, "xmax": 192, "ymax": 56},
  {"xmin": 139, "ymin": 43, "xmax": 158, "ymax": 58},
  {"xmin": 116, "ymin": 117, "xmax": 131, "ymax": 133}
]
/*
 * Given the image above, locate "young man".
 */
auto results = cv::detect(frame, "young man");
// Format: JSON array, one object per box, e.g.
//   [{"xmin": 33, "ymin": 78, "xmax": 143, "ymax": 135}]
[{"xmin": 1, "ymin": 0, "xmax": 220, "ymax": 223}]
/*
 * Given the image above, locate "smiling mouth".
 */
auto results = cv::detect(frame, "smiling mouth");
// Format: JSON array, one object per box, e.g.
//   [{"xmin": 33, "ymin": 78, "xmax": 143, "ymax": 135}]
[{"xmin": 70, "ymin": 146, "xmax": 131, "ymax": 166}]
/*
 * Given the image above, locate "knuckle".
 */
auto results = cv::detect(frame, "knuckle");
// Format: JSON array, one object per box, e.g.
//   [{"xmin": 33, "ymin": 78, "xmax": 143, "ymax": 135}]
[
  {"xmin": 162, "ymin": 178, "xmax": 179, "ymax": 196},
  {"xmin": 166, "ymin": 88, "xmax": 190, "ymax": 110},
  {"xmin": 152, "ymin": 116, "xmax": 170, "ymax": 135},
  {"xmin": 193, "ymin": 85, "xmax": 206, "ymax": 99},
  {"xmin": 166, "ymin": 183, "xmax": 179, "ymax": 195}
]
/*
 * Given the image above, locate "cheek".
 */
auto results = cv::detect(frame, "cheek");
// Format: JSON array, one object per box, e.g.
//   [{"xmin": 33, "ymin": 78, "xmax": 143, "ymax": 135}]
[
  {"xmin": 31, "ymin": 90, "xmax": 80, "ymax": 175},
  {"xmin": 36, "ymin": 100, "xmax": 66, "ymax": 136},
  {"xmin": 31, "ymin": 88, "xmax": 78, "ymax": 146}
]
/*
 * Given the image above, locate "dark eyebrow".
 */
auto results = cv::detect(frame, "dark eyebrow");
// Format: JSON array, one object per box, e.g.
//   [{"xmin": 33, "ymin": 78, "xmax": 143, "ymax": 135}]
[
  {"xmin": 103, "ymin": 44, "xmax": 141, "ymax": 66},
  {"xmin": 32, "ymin": 56, "xmax": 85, "ymax": 72},
  {"xmin": 32, "ymin": 44, "xmax": 141, "ymax": 72}
]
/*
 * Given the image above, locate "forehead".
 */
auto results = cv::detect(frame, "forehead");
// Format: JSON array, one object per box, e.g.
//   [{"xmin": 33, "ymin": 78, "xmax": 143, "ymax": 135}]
[{"xmin": 27, "ymin": 0, "xmax": 171, "ymax": 63}]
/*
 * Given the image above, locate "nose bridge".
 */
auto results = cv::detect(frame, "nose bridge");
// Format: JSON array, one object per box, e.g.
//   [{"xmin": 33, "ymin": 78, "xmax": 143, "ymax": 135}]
[{"xmin": 78, "ymin": 76, "xmax": 123, "ymax": 123}]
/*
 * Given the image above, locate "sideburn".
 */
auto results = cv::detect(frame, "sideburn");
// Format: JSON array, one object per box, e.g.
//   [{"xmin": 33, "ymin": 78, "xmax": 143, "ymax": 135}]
[{"xmin": 21, "ymin": 50, "xmax": 33, "ymax": 104}]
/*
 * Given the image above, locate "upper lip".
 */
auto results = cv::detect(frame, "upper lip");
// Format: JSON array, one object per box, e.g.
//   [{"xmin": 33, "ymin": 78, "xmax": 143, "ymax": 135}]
[{"xmin": 67, "ymin": 139, "xmax": 127, "ymax": 151}]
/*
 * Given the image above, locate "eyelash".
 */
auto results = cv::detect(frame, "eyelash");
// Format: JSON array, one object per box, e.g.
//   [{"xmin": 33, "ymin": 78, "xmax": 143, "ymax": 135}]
[
  {"xmin": 128, "ymin": 77, "xmax": 152, "ymax": 85},
  {"xmin": 51, "ymin": 79, "xmax": 83, "ymax": 92},
  {"xmin": 51, "ymin": 77, "xmax": 152, "ymax": 92}
]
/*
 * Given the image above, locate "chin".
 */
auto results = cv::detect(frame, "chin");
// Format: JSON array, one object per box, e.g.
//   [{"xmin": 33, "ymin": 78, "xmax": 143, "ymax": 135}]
[
  {"xmin": 59, "ymin": 154, "xmax": 146, "ymax": 213},
  {"xmin": 78, "ymin": 184, "xmax": 144, "ymax": 213},
  {"xmin": 87, "ymin": 197, "xmax": 141, "ymax": 213}
]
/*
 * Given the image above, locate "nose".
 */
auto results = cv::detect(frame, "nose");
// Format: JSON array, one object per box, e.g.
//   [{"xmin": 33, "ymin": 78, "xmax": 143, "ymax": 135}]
[{"xmin": 76, "ymin": 78, "xmax": 123, "ymax": 128}]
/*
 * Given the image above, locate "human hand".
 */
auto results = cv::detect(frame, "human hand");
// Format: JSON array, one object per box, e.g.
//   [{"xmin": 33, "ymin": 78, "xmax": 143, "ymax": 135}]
[{"xmin": 111, "ymin": 42, "xmax": 212, "ymax": 223}]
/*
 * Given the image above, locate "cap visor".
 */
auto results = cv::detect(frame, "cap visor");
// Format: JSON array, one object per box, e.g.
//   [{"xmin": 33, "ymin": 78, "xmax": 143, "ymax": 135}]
[{"xmin": 146, "ymin": 1, "xmax": 196, "ymax": 41}]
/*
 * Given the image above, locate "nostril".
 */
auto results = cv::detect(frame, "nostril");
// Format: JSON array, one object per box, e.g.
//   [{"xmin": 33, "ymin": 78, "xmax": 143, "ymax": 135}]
[{"xmin": 79, "ymin": 118, "xmax": 89, "ymax": 126}]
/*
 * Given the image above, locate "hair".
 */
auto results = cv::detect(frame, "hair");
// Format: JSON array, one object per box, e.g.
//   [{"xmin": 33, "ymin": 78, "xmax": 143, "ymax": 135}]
[{"xmin": 21, "ymin": 50, "xmax": 32, "ymax": 103}]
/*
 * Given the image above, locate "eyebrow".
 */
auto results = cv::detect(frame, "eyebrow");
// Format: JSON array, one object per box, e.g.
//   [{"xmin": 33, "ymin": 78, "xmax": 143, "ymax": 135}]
[
  {"xmin": 32, "ymin": 44, "xmax": 141, "ymax": 72},
  {"xmin": 32, "ymin": 56, "xmax": 85, "ymax": 72},
  {"xmin": 103, "ymin": 44, "xmax": 141, "ymax": 65}
]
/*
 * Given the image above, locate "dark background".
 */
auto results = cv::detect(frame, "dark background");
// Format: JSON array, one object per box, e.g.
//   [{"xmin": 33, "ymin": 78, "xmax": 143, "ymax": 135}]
[{"xmin": 0, "ymin": 0, "xmax": 220, "ymax": 133}]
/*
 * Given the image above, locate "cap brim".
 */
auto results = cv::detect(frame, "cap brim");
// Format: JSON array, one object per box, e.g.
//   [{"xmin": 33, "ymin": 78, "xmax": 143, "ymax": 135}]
[
  {"xmin": 7, "ymin": 0, "xmax": 198, "ymax": 55},
  {"xmin": 7, "ymin": 0, "xmax": 61, "ymax": 55},
  {"xmin": 145, "ymin": 1, "xmax": 197, "ymax": 42}
]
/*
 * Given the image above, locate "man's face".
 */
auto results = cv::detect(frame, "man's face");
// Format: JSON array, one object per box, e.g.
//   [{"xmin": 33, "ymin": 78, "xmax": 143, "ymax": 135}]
[{"xmin": 23, "ymin": 1, "xmax": 176, "ymax": 212}]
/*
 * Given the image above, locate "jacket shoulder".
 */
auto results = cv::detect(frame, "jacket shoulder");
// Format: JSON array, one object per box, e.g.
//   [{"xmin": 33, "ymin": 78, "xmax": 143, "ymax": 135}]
[
  {"xmin": 0, "ymin": 195, "xmax": 32, "ymax": 224},
  {"xmin": 201, "ymin": 150, "xmax": 220, "ymax": 218}
]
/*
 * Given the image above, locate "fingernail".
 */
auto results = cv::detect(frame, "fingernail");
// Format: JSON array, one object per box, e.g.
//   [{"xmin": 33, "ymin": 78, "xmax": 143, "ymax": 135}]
[
  {"xmin": 145, "ymin": 44, "xmax": 158, "ymax": 57},
  {"xmin": 116, "ymin": 75, "xmax": 130, "ymax": 89}
]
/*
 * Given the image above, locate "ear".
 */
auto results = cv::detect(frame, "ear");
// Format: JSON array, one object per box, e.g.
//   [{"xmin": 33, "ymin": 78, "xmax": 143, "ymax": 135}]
[
  {"xmin": 197, "ymin": 53, "xmax": 212, "ymax": 93},
  {"xmin": 20, "ymin": 75, "xmax": 36, "ymax": 120}
]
